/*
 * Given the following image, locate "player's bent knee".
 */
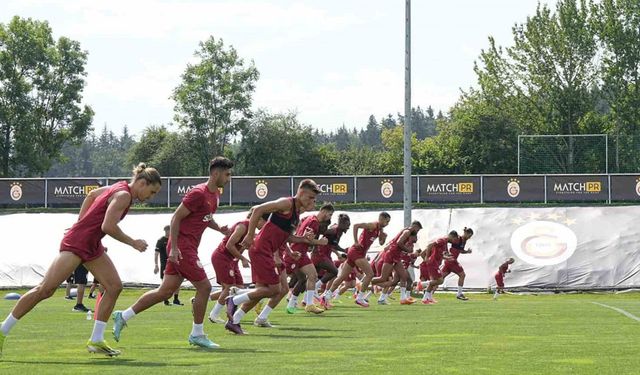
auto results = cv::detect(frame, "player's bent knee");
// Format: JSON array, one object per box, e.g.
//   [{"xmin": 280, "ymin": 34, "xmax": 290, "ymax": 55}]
[{"xmin": 38, "ymin": 284, "xmax": 57, "ymax": 299}]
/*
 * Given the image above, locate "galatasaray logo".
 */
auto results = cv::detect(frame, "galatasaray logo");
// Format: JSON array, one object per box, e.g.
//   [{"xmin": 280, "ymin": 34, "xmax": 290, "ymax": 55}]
[
  {"xmin": 10, "ymin": 182, "xmax": 23, "ymax": 201},
  {"xmin": 381, "ymin": 179, "xmax": 393, "ymax": 198},
  {"xmin": 635, "ymin": 178, "xmax": 640, "ymax": 197},
  {"xmin": 507, "ymin": 178, "xmax": 520, "ymax": 198},
  {"xmin": 510, "ymin": 219, "xmax": 577, "ymax": 266},
  {"xmin": 255, "ymin": 180, "xmax": 268, "ymax": 200},
  {"xmin": 229, "ymin": 269, "xmax": 235, "ymax": 277}
]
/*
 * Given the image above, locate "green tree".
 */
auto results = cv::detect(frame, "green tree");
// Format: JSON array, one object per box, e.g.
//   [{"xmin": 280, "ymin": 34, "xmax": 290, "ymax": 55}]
[
  {"xmin": 378, "ymin": 125, "xmax": 419, "ymax": 174},
  {"xmin": 422, "ymin": 92, "xmax": 518, "ymax": 174},
  {"xmin": 0, "ymin": 16, "xmax": 93, "ymax": 177},
  {"xmin": 592, "ymin": 0, "xmax": 640, "ymax": 172},
  {"xmin": 474, "ymin": 0, "xmax": 604, "ymax": 172},
  {"xmin": 236, "ymin": 111, "xmax": 328, "ymax": 175},
  {"xmin": 126, "ymin": 125, "xmax": 171, "ymax": 169},
  {"xmin": 172, "ymin": 36, "xmax": 259, "ymax": 174}
]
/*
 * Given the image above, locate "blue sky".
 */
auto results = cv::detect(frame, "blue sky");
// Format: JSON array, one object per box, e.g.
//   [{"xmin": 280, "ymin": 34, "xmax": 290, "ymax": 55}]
[{"xmin": 1, "ymin": 0, "xmax": 553, "ymax": 137}]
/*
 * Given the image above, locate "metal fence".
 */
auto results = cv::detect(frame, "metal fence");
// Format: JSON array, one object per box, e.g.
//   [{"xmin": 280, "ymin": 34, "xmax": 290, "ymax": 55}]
[{"xmin": 1, "ymin": 174, "xmax": 639, "ymax": 208}]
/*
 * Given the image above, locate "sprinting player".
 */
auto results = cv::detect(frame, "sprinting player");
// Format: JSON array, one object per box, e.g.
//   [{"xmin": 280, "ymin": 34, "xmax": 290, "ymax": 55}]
[
  {"xmin": 253, "ymin": 243, "xmax": 295, "ymax": 328},
  {"xmin": 224, "ymin": 179, "xmax": 320, "ymax": 334},
  {"xmin": 0, "ymin": 164, "xmax": 160, "ymax": 357},
  {"xmin": 324, "ymin": 253, "xmax": 348, "ymax": 298},
  {"xmin": 284, "ymin": 204, "xmax": 334, "ymax": 314},
  {"xmin": 154, "ymin": 225, "xmax": 182, "ymax": 306},
  {"xmin": 372, "ymin": 221, "xmax": 422, "ymax": 305},
  {"xmin": 441, "ymin": 227, "xmax": 474, "ymax": 301},
  {"xmin": 323, "ymin": 212, "xmax": 391, "ymax": 308},
  {"xmin": 312, "ymin": 214, "xmax": 350, "ymax": 307},
  {"xmin": 208, "ymin": 210, "xmax": 269, "ymax": 323},
  {"xmin": 112, "ymin": 157, "xmax": 233, "ymax": 349},
  {"xmin": 494, "ymin": 258, "xmax": 515, "ymax": 299},
  {"xmin": 420, "ymin": 231, "xmax": 459, "ymax": 304}
]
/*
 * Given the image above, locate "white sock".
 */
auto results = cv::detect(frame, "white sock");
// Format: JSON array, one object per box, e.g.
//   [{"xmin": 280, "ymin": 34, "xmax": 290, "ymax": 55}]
[
  {"xmin": 400, "ymin": 287, "xmax": 407, "ymax": 300},
  {"xmin": 257, "ymin": 306, "xmax": 273, "ymax": 320},
  {"xmin": 90, "ymin": 320, "xmax": 107, "ymax": 342},
  {"xmin": 457, "ymin": 286, "xmax": 463, "ymax": 295},
  {"xmin": 315, "ymin": 280, "xmax": 323, "ymax": 291},
  {"xmin": 122, "ymin": 307, "xmax": 136, "ymax": 321},
  {"xmin": 209, "ymin": 302, "xmax": 224, "ymax": 319},
  {"xmin": 304, "ymin": 290, "xmax": 314, "ymax": 306},
  {"xmin": 287, "ymin": 295, "xmax": 298, "ymax": 309},
  {"xmin": 364, "ymin": 291, "xmax": 372, "ymax": 300},
  {"xmin": 191, "ymin": 322, "xmax": 204, "ymax": 337},
  {"xmin": 357, "ymin": 291, "xmax": 364, "ymax": 301},
  {"xmin": 232, "ymin": 293, "xmax": 251, "ymax": 305},
  {"xmin": 1, "ymin": 314, "xmax": 18, "ymax": 336},
  {"xmin": 232, "ymin": 309, "xmax": 246, "ymax": 324},
  {"xmin": 378, "ymin": 293, "xmax": 386, "ymax": 302}
]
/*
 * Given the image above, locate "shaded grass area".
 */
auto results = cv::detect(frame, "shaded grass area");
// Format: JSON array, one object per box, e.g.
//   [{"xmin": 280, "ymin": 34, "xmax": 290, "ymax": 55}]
[{"xmin": 0, "ymin": 290, "xmax": 639, "ymax": 374}]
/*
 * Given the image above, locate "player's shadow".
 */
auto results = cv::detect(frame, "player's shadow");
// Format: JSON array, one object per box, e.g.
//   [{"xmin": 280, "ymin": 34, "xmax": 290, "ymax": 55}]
[
  {"xmin": 1, "ymin": 359, "xmax": 187, "ymax": 367},
  {"xmin": 277, "ymin": 326, "xmax": 353, "ymax": 332},
  {"xmin": 214, "ymin": 348, "xmax": 274, "ymax": 354},
  {"xmin": 265, "ymin": 334, "xmax": 331, "ymax": 339}
]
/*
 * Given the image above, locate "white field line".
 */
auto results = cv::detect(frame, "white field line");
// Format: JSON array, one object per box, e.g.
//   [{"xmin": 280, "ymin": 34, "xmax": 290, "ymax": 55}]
[{"xmin": 591, "ymin": 302, "xmax": 640, "ymax": 323}]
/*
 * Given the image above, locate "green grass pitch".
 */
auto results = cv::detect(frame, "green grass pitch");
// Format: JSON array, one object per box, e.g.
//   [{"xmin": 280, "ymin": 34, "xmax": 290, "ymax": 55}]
[{"xmin": 1, "ymin": 289, "xmax": 639, "ymax": 374}]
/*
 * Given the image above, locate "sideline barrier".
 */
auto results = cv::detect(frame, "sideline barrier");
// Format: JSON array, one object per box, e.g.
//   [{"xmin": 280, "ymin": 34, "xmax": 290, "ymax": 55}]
[
  {"xmin": 1, "ymin": 207, "xmax": 638, "ymax": 289},
  {"xmin": 1, "ymin": 174, "xmax": 639, "ymax": 207}
]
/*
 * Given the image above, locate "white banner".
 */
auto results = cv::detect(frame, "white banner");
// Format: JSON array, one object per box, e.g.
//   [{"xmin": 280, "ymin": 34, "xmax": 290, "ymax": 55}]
[{"xmin": 1, "ymin": 207, "xmax": 638, "ymax": 289}]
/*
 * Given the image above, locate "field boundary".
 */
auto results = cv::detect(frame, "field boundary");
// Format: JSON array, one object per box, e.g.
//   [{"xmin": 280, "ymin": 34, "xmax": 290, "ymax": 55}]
[{"xmin": 592, "ymin": 302, "xmax": 640, "ymax": 322}]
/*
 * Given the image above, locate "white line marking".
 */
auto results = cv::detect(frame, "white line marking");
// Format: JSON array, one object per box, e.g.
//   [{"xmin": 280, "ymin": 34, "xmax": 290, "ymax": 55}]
[{"xmin": 592, "ymin": 302, "xmax": 640, "ymax": 323}]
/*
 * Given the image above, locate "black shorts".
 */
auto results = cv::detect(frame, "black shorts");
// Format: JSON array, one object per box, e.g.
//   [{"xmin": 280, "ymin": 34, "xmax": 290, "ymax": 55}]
[{"xmin": 73, "ymin": 264, "xmax": 89, "ymax": 285}]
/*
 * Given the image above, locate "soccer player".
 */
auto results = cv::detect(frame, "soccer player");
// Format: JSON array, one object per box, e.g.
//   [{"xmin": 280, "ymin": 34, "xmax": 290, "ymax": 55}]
[
  {"xmin": 441, "ymin": 227, "xmax": 474, "ymax": 301},
  {"xmin": 372, "ymin": 221, "xmax": 422, "ymax": 305},
  {"xmin": 420, "ymin": 231, "xmax": 459, "ymax": 304},
  {"xmin": 154, "ymin": 225, "xmax": 182, "ymax": 306},
  {"xmin": 312, "ymin": 214, "xmax": 350, "ymax": 308},
  {"xmin": 494, "ymin": 257, "xmax": 515, "ymax": 299},
  {"xmin": 112, "ymin": 157, "xmax": 233, "ymax": 349},
  {"xmin": 253, "ymin": 243, "xmax": 294, "ymax": 328},
  {"xmin": 323, "ymin": 212, "xmax": 391, "ymax": 308},
  {"xmin": 284, "ymin": 204, "xmax": 334, "ymax": 314},
  {"xmin": 224, "ymin": 179, "xmax": 321, "ymax": 334},
  {"xmin": 208, "ymin": 210, "xmax": 269, "ymax": 323},
  {"xmin": 0, "ymin": 164, "xmax": 161, "ymax": 357}
]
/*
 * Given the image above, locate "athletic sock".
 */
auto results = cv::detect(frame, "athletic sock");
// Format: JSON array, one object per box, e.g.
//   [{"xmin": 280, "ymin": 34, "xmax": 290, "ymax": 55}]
[
  {"xmin": 90, "ymin": 320, "xmax": 107, "ymax": 342},
  {"xmin": 1, "ymin": 314, "xmax": 18, "ymax": 336},
  {"xmin": 122, "ymin": 307, "xmax": 136, "ymax": 321},
  {"xmin": 457, "ymin": 286, "xmax": 463, "ymax": 295},
  {"xmin": 232, "ymin": 293, "xmax": 251, "ymax": 305},
  {"xmin": 232, "ymin": 309, "xmax": 246, "ymax": 324},
  {"xmin": 257, "ymin": 306, "xmax": 273, "ymax": 320},
  {"xmin": 400, "ymin": 287, "xmax": 407, "ymax": 300},
  {"xmin": 315, "ymin": 280, "xmax": 323, "ymax": 291},
  {"xmin": 287, "ymin": 295, "xmax": 298, "ymax": 309},
  {"xmin": 190, "ymin": 323, "xmax": 204, "ymax": 337},
  {"xmin": 209, "ymin": 302, "xmax": 224, "ymax": 319},
  {"xmin": 304, "ymin": 291, "xmax": 314, "ymax": 306}
]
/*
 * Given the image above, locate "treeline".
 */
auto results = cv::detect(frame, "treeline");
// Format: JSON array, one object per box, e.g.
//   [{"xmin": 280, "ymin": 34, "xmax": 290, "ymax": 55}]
[{"xmin": 3, "ymin": 0, "xmax": 640, "ymax": 178}]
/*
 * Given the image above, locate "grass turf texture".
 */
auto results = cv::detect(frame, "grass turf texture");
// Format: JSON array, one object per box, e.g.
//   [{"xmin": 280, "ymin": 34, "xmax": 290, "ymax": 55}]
[{"xmin": 1, "ymin": 289, "xmax": 639, "ymax": 374}]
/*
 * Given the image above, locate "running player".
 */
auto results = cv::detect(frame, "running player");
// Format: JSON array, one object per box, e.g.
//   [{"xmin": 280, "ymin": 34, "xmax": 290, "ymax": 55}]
[
  {"xmin": 208, "ymin": 210, "xmax": 269, "ymax": 323},
  {"xmin": 312, "ymin": 214, "xmax": 350, "ymax": 308},
  {"xmin": 323, "ymin": 212, "xmax": 391, "ymax": 308},
  {"xmin": 372, "ymin": 221, "xmax": 422, "ymax": 305},
  {"xmin": 0, "ymin": 164, "xmax": 161, "ymax": 357},
  {"xmin": 253, "ymin": 243, "xmax": 295, "ymax": 328},
  {"xmin": 494, "ymin": 257, "xmax": 515, "ymax": 299},
  {"xmin": 224, "ymin": 179, "xmax": 321, "ymax": 334},
  {"xmin": 284, "ymin": 204, "xmax": 334, "ymax": 314},
  {"xmin": 420, "ymin": 231, "xmax": 459, "ymax": 304},
  {"xmin": 112, "ymin": 157, "xmax": 233, "ymax": 349},
  {"xmin": 441, "ymin": 227, "xmax": 474, "ymax": 301}
]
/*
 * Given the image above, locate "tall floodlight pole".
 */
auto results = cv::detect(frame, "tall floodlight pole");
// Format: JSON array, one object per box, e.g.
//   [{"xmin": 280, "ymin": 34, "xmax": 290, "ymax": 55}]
[{"xmin": 403, "ymin": 0, "xmax": 412, "ymax": 227}]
